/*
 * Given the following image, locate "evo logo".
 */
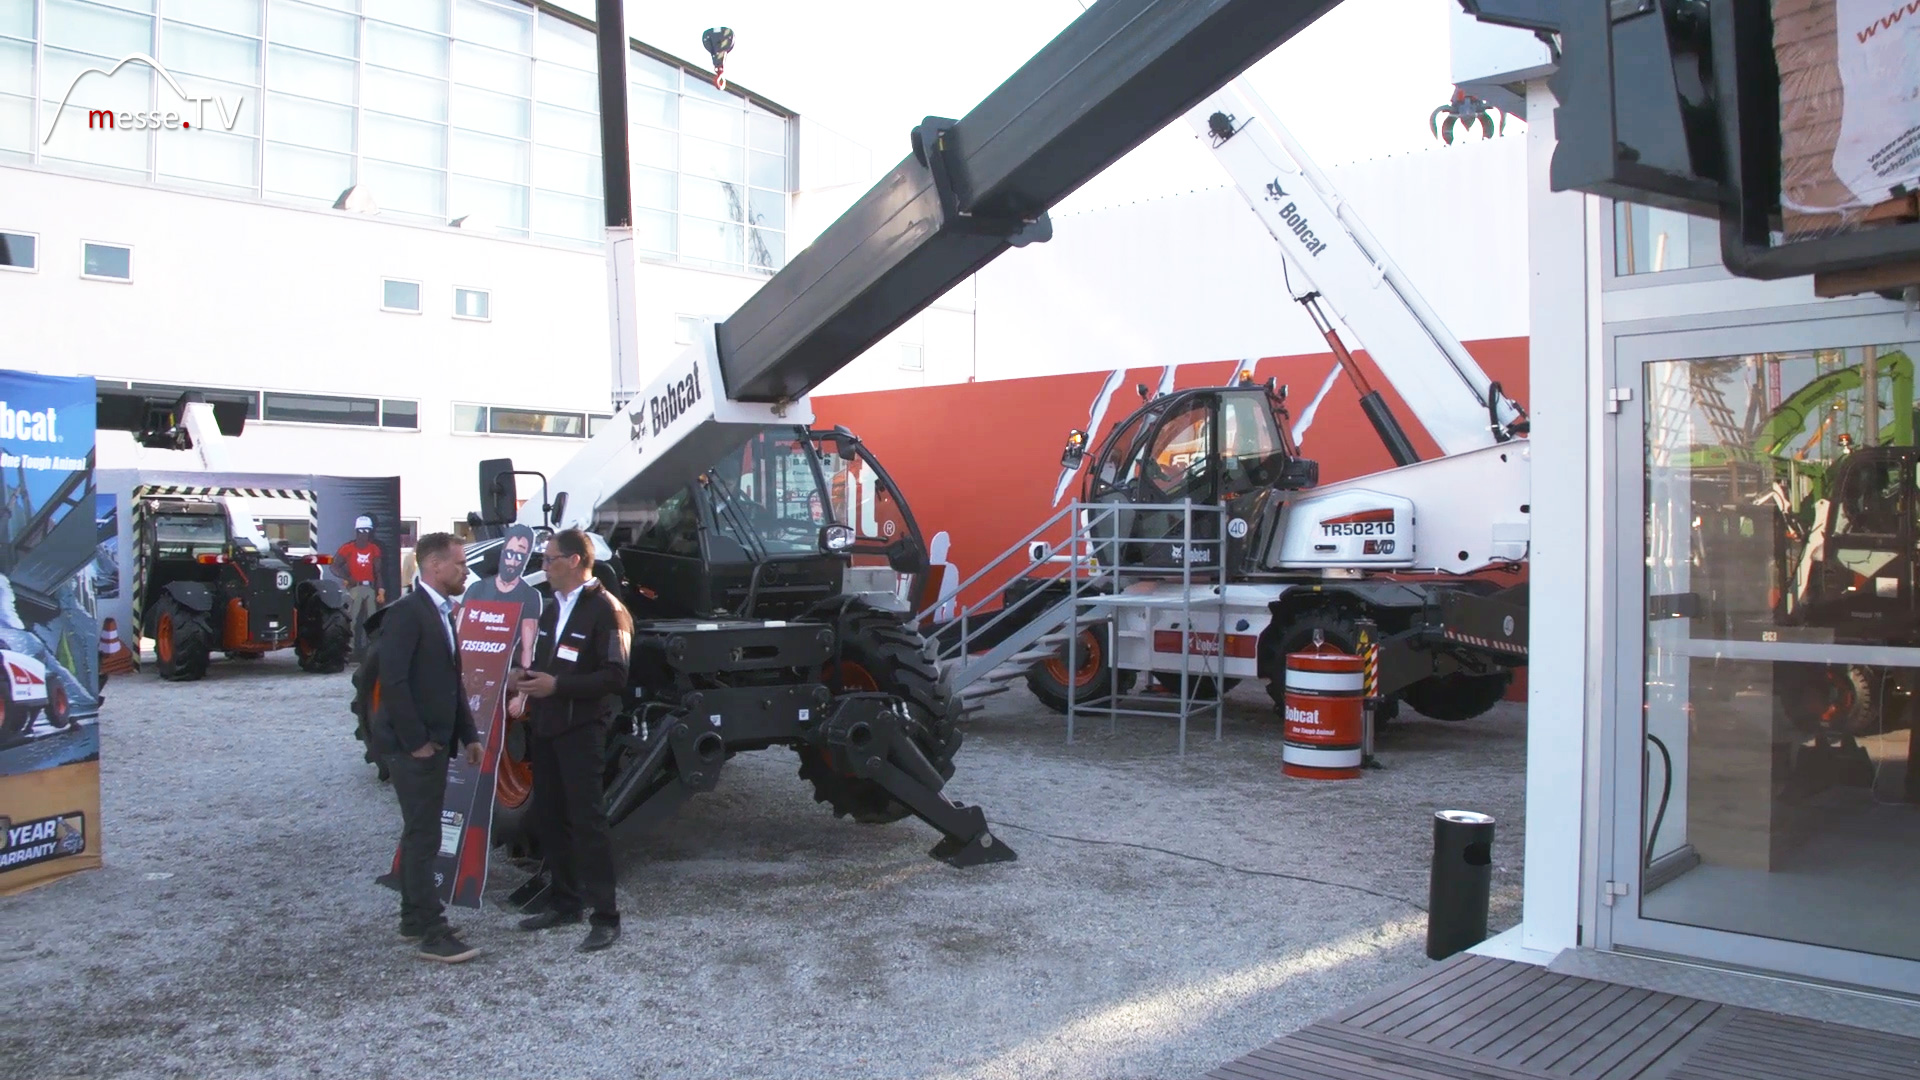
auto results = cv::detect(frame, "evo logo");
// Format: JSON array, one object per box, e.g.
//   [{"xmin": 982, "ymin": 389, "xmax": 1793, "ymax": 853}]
[{"xmin": 1264, "ymin": 180, "xmax": 1328, "ymax": 256}]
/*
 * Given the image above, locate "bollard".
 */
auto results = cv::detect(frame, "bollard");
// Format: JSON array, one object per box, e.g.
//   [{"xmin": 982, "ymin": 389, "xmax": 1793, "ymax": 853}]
[{"xmin": 1426, "ymin": 809, "xmax": 1495, "ymax": 961}]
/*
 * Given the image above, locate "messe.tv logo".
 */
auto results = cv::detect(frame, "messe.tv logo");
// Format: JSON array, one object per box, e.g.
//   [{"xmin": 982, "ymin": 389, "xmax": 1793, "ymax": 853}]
[{"xmin": 41, "ymin": 53, "xmax": 245, "ymax": 144}]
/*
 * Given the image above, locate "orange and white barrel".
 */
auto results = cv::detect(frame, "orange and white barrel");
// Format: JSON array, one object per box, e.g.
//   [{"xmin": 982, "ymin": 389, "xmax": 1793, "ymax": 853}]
[{"xmin": 1282, "ymin": 649, "xmax": 1365, "ymax": 780}]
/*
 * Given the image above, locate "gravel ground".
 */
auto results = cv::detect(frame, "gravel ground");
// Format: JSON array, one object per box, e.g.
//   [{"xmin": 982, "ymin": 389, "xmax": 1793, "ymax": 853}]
[{"xmin": 1, "ymin": 651, "xmax": 1525, "ymax": 1080}]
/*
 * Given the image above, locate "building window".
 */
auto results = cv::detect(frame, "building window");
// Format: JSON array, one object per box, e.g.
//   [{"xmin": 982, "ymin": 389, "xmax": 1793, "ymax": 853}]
[
  {"xmin": 380, "ymin": 398, "xmax": 419, "ymax": 428},
  {"xmin": 81, "ymin": 242, "xmax": 132, "ymax": 282},
  {"xmin": 0, "ymin": 231, "xmax": 37, "ymax": 272},
  {"xmin": 587, "ymin": 412, "xmax": 611, "ymax": 436},
  {"xmin": 1613, "ymin": 201, "xmax": 1723, "ymax": 276},
  {"xmin": 453, "ymin": 403, "xmax": 487, "ymax": 432},
  {"xmin": 383, "ymin": 277, "xmax": 422, "ymax": 312},
  {"xmin": 398, "ymin": 518, "xmax": 419, "ymax": 547},
  {"xmin": 488, "ymin": 406, "xmax": 582, "ymax": 437},
  {"xmin": 262, "ymin": 390, "xmax": 380, "ymax": 425},
  {"xmin": 130, "ymin": 381, "xmax": 261, "ymax": 419},
  {"xmin": 899, "ymin": 343, "xmax": 924, "ymax": 372},
  {"xmin": 674, "ymin": 314, "xmax": 701, "ymax": 345},
  {"xmin": 259, "ymin": 518, "xmax": 313, "ymax": 547},
  {"xmin": 453, "ymin": 286, "xmax": 490, "ymax": 319}
]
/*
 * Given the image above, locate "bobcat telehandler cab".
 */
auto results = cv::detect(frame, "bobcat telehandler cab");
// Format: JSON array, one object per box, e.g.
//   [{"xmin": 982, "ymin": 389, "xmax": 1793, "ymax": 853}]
[{"xmin": 451, "ymin": 0, "xmax": 1920, "ymax": 874}]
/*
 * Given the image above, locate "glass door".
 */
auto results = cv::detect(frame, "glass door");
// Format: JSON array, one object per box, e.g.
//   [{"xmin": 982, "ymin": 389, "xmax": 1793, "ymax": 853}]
[{"xmin": 1608, "ymin": 315, "xmax": 1920, "ymax": 994}]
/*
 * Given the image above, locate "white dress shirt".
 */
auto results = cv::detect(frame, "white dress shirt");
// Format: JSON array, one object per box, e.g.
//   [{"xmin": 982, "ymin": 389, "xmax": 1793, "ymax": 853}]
[
  {"xmin": 550, "ymin": 581, "xmax": 585, "ymax": 643},
  {"xmin": 414, "ymin": 577, "xmax": 458, "ymax": 653}
]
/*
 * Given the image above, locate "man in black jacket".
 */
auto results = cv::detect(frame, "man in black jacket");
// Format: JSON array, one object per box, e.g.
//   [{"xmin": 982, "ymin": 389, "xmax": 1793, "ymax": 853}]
[
  {"xmin": 512, "ymin": 528, "xmax": 632, "ymax": 952},
  {"xmin": 369, "ymin": 531, "xmax": 485, "ymax": 963}
]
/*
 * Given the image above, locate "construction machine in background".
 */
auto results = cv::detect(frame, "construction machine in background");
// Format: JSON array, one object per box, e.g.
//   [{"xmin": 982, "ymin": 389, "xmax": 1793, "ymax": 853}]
[{"xmin": 938, "ymin": 79, "xmax": 1532, "ymax": 727}]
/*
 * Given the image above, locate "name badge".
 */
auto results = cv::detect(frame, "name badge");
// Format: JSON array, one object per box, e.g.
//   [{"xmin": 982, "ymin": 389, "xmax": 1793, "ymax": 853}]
[{"xmin": 556, "ymin": 645, "xmax": 580, "ymax": 663}]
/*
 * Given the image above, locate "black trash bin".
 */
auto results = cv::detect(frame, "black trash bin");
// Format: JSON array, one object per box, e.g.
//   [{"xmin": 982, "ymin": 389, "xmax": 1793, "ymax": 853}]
[{"xmin": 1426, "ymin": 809, "xmax": 1494, "ymax": 961}]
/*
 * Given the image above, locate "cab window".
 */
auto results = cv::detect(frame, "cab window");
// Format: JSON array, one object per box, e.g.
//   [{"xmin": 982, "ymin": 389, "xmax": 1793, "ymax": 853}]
[
  {"xmin": 1136, "ymin": 400, "xmax": 1215, "ymax": 502},
  {"xmin": 1219, "ymin": 393, "xmax": 1286, "ymax": 496}
]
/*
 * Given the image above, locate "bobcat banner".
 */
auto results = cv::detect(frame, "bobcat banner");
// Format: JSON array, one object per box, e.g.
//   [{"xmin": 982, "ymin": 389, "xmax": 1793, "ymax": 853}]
[
  {"xmin": 379, "ymin": 598, "xmax": 519, "ymax": 909},
  {"xmin": 0, "ymin": 371, "xmax": 104, "ymax": 896}
]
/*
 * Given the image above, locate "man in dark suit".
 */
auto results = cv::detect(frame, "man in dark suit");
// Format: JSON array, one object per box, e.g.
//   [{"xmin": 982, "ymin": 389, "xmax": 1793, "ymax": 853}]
[
  {"xmin": 511, "ymin": 528, "xmax": 632, "ymax": 952},
  {"xmin": 369, "ymin": 531, "xmax": 485, "ymax": 963}
]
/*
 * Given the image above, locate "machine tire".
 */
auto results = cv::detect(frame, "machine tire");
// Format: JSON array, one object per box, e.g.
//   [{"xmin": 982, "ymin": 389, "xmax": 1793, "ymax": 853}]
[
  {"xmin": 296, "ymin": 599, "xmax": 352, "ymax": 674},
  {"xmin": 799, "ymin": 598, "xmax": 960, "ymax": 825},
  {"xmin": 1025, "ymin": 620, "xmax": 1135, "ymax": 713},
  {"xmin": 1780, "ymin": 663, "xmax": 1876, "ymax": 736},
  {"xmin": 1399, "ymin": 670, "xmax": 1513, "ymax": 723},
  {"xmin": 150, "ymin": 597, "xmax": 212, "ymax": 682},
  {"xmin": 491, "ymin": 715, "xmax": 538, "ymax": 858},
  {"xmin": 1260, "ymin": 610, "xmax": 1401, "ymax": 726},
  {"xmin": 1151, "ymin": 671, "xmax": 1241, "ymax": 699}
]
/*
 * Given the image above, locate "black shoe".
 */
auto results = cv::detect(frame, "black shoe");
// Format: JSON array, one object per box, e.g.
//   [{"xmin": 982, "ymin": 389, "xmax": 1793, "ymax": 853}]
[
  {"xmin": 415, "ymin": 930, "xmax": 479, "ymax": 963},
  {"xmin": 578, "ymin": 923, "xmax": 619, "ymax": 953},
  {"xmin": 518, "ymin": 908, "xmax": 583, "ymax": 931}
]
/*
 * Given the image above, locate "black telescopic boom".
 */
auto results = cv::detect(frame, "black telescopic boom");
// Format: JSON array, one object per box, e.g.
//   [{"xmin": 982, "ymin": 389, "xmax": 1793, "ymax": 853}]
[{"xmin": 593, "ymin": 0, "xmax": 632, "ymax": 229}]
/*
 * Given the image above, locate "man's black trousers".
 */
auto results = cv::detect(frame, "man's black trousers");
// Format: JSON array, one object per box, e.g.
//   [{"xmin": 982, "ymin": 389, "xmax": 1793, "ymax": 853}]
[
  {"xmin": 385, "ymin": 749, "xmax": 449, "ymax": 936},
  {"xmin": 530, "ymin": 721, "xmax": 620, "ymax": 925}
]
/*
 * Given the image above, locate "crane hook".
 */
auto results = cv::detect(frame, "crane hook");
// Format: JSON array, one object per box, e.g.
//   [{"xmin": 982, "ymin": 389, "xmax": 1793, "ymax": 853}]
[{"xmin": 702, "ymin": 26, "xmax": 733, "ymax": 90}]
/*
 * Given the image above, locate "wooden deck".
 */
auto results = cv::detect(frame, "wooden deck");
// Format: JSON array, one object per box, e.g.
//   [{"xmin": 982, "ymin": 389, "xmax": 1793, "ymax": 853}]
[{"xmin": 1202, "ymin": 954, "xmax": 1920, "ymax": 1080}]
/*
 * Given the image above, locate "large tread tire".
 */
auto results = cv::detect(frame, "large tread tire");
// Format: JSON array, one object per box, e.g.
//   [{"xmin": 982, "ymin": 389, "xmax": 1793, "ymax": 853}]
[
  {"xmin": 150, "ymin": 597, "xmax": 213, "ymax": 682},
  {"xmin": 1399, "ymin": 670, "xmax": 1513, "ymax": 723},
  {"xmin": 297, "ymin": 600, "xmax": 352, "ymax": 674},
  {"xmin": 1026, "ymin": 620, "xmax": 1135, "ymax": 714},
  {"xmin": 799, "ymin": 598, "xmax": 960, "ymax": 825},
  {"xmin": 1260, "ymin": 609, "xmax": 1400, "ymax": 726},
  {"xmin": 1779, "ymin": 663, "xmax": 1876, "ymax": 736}
]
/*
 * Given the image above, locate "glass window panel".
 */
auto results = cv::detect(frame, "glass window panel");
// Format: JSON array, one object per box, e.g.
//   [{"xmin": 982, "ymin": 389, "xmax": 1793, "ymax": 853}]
[
  {"xmin": 749, "ymin": 149, "xmax": 784, "ymax": 190},
  {"xmin": 382, "ymin": 278, "xmax": 418, "ymax": 308},
  {"xmin": 264, "ymin": 140, "xmax": 351, "ymax": 200},
  {"xmin": 489, "ymin": 407, "xmax": 582, "ymax": 437},
  {"xmin": 361, "ymin": 157, "xmax": 446, "ymax": 216},
  {"xmin": 267, "ymin": 0, "xmax": 353, "ymax": 57},
  {"xmin": 452, "ymin": 287, "xmax": 488, "ymax": 318},
  {"xmin": 451, "ymin": 127, "xmax": 527, "ymax": 182},
  {"xmin": 267, "ymin": 44, "xmax": 355, "ymax": 102},
  {"xmin": 534, "ymin": 12, "xmax": 593, "ymax": 69},
  {"xmin": 680, "ymin": 217, "xmax": 741, "ymax": 267},
  {"xmin": 746, "ymin": 109, "xmax": 784, "ymax": 153},
  {"xmin": 531, "ymin": 142, "xmax": 595, "ymax": 197},
  {"xmin": 680, "ymin": 174, "xmax": 742, "ymax": 222},
  {"xmin": 0, "ymin": 230, "xmax": 36, "ymax": 269},
  {"xmin": 532, "ymin": 188, "xmax": 597, "ymax": 240},
  {"xmin": 679, "ymin": 95, "xmax": 741, "ymax": 144},
  {"xmin": 0, "ymin": 93, "xmax": 29, "ymax": 153},
  {"xmin": 366, "ymin": 21, "xmax": 446, "ymax": 77},
  {"xmin": 748, "ymin": 228, "xmax": 782, "ymax": 273},
  {"xmin": 362, "ymin": 64, "xmax": 447, "ymax": 121},
  {"xmin": 166, "ymin": 0, "xmax": 259, "ymax": 37},
  {"xmin": 160, "ymin": 23, "xmax": 260, "ymax": 85},
  {"xmin": 264, "ymin": 391, "xmax": 378, "ymax": 424},
  {"xmin": 452, "ymin": 41, "xmax": 529, "ymax": 94},
  {"xmin": 627, "ymin": 51, "xmax": 675, "ymax": 90},
  {"xmin": 40, "ymin": 99, "xmax": 149, "ymax": 172},
  {"xmin": 452, "ymin": 82, "xmax": 527, "ymax": 137},
  {"xmin": 362, "ymin": 110, "xmax": 443, "ymax": 166},
  {"xmin": 0, "ymin": 0, "xmax": 33, "ymax": 38},
  {"xmin": 382, "ymin": 399, "xmax": 419, "ymax": 428},
  {"xmin": 363, "ymin": 0, "xmax": 444, "ymax": 33},
  {"xmin": 681, "ymin": 135, "xmax": 741, "ymax": 184},
  {"xmin": 450, "ymin": 174, "xmax": 526, "ymax": 229},
  {"xmin": 82, "ymin": 242, "xmax": 131, "ymax": 278},
  {"xmin": 632, "ymin": 163, "xmax": 673, "ymax": 211},
  {"xmin": 0, "ymin": 40, "xmax": 30, "ymax": 97},
  {"xmin": 452, "ymin": 403, "xmax": 485, "ymax": 432},
  {"xmin": 629, "ymin": 122, "xmax": 673, "ymax": 169},
  {"xmin": 626, "ymin": 85, "xmax": 674, "ymax": 129},
  {"xmin": 44, "ymin": 0, "xmax": 151, "ymax": 56},
  {"xmin": 265, "ymin": 91, "xmax": 351, "ymax": 151},
  {"xmin": 155, "ymin": 71, "xmax": 256, "ymax": 134},
  {"xmin": 454, "ymin": 0, "xmax": 528, "ymax": 53},
  {"xmin": 158, "ymin": 129, "xmax": 257, "ymax": 188},
  {"xmin": 747, "ymin": 187, "xmax": 783, "ymax": 231},
  {"xmin": 532, "ymin": 100, "xmax": 594, "ymax": 152},
  {"xmin": 43, "ymin": 47, "xmax": 149, "ymax": 114},
  {"xmin": 634, "ymin": 207, "xmax": 672, "ymax": 254},
  {"xmin": 534, "ymin": 60, "xmax": 595, "ymax": 112}
]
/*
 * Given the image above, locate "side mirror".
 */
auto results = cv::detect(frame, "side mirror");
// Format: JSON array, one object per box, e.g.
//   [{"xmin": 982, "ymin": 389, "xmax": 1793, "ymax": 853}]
[
  {"xmin": 1060, "ymin": 428, "xmax": 1088, "ymax": 471},
  {"xmin": 549, "ymin": 492, "xmax": 568, "ymax": 527},
  {"xmin": 820, "ymin": 524, "xmax": 856, "ymax": 553},
  {"xmin": 479, "ymin": 458, "xmax": 517, "ymax": 524},
  {"xmin": 885, "ymin": 534, "xmax": 927, "ymax": 575},
  {"xmin": 1277, "ymin": 456, "xmax": 1319, "ymax": 491}
]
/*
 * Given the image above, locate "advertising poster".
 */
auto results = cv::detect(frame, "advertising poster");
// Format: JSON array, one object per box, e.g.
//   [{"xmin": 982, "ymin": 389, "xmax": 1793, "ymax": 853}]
[
  {"xmin": 379, "ymin": 598, "xmax": 519, "ymax": 909},
  {"xmin": 0, "ymin": 372, "xmax": 104, "ymax": 896}
]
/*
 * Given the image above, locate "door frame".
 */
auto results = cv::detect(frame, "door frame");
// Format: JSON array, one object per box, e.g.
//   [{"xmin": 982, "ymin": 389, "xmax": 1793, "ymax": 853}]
[{"xmin": 1603, "ymin": 311, "xmax": 1920, "ymax": 995}]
